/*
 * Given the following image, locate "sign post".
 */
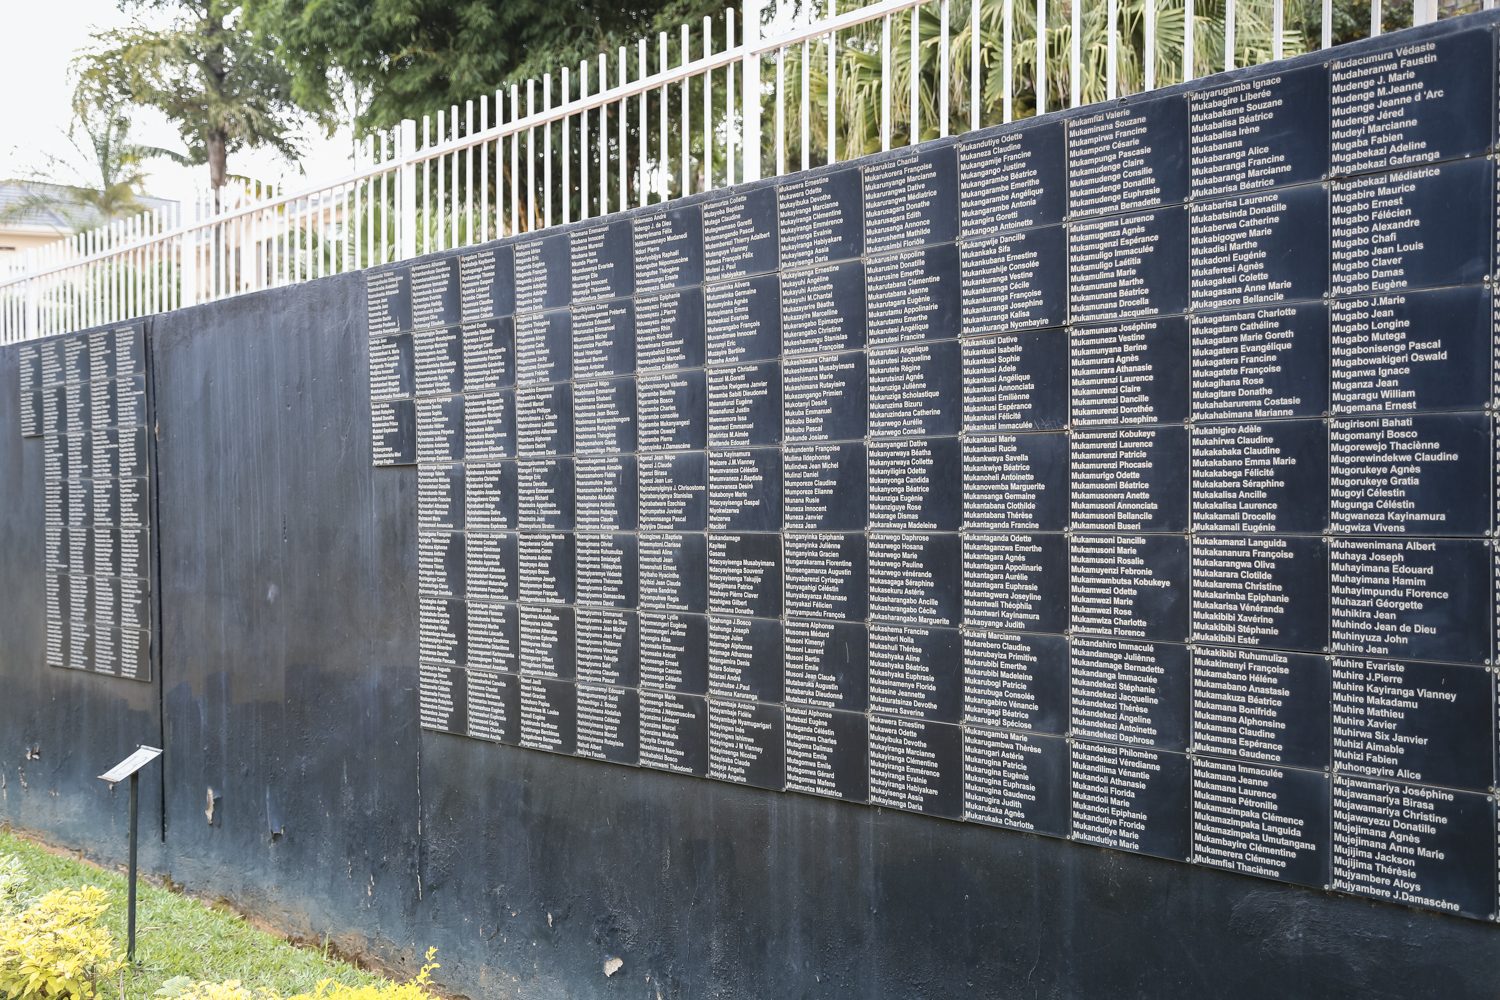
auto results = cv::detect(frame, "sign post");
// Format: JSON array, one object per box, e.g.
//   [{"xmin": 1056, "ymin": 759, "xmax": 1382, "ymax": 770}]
[{"xmin": 99, "ymin": 745, "xmax": 162, "ymax": 962}]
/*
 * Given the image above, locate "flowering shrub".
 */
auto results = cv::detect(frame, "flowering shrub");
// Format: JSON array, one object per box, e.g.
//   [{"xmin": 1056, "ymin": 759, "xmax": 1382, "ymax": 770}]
[{"xmin": 0, "ymin": 887, "xmax": 123, "ymax": 999}]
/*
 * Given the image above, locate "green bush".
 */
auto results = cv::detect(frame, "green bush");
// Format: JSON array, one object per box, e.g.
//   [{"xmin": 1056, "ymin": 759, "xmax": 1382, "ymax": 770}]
[{"xmin": 0, "ymin": 886, "xmax": 123, "ymax": 999}]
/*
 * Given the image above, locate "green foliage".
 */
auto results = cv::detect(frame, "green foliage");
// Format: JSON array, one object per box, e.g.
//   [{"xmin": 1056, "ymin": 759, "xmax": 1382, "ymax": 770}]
[
  {"xmin": 74, "ymin": 0, "xmax": 312, "ymax": 195},
  {"xmin": 155, "ymin": 951, "xmax": 442, "ymax": 1000},
  {"xmin": 245, "ymin": 0, "xmax": 732, "ymax": 132},
  {"xmin": 0, "ymin": 887, "xmax": 123, "ymax": 1000},
  {"xmin": 0, "ymin": 857, "xmax": 26, "ymax": 914},
  {"xmin": 0, "ymin": 835, "xmax": 382, "ymax": 1000}
]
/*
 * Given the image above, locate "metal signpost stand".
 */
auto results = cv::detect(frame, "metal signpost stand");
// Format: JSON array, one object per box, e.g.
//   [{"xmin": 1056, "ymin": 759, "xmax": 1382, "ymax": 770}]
[{"xmin": 98, "ymin": 745, "xmax": 163, "ymax": 962}]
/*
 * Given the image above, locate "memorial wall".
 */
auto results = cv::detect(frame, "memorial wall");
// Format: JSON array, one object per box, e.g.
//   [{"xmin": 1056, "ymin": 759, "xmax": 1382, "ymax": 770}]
[
  {"xmin": 365, "ymin": 22, "xmax": 1500, "ymax": 921},
  {"xmin": 16, "ymin": 323, "xmax": 152, "ymax": 681}
]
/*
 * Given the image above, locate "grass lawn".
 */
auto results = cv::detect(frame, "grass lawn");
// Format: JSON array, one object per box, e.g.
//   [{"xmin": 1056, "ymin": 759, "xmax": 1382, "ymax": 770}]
[{"xmin": 0, "ymin": 828, "xmax": 386, "ymax": 998}]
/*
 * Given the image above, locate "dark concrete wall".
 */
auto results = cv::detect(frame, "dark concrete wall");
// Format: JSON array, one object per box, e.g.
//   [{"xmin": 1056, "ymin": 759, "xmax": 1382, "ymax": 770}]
[{"xmin": 2, "ymin": 264, "xmax": 1497, "ymax": 1000}]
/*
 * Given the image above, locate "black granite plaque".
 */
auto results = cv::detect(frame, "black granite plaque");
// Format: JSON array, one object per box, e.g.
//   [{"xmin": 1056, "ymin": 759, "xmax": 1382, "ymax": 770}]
[
  {"xmin": 637, "ymin": 370, "xmax": 706, "ymax": 451},
  {"xmin": 639, "ymin": 689, "xmax": 709, "ymax": 776},
  {"xmin": 1192, "ymin": 759, "xmax": 1330, "ymax": 887},
  {"xmin": 863, "ymin": 146, "xmax": 959, "ymax": 255},
  {"xmin": 708, "ymin": 532, "xmax": 782, "ymax": 618},
  {"xmin": 419, "ymin": 663, "xmax": 466, "ymax": 734},
  {"xmin": 1070, "ymin": 533, "xmax": 1189, "ymax": 642},
  {"xmin": 784, "ymin": 704, "xmax": 869, "ymax": 801},
  {"xmin": 576, "ymin": 682, "xmax": 641, "ymax": 764},
  {"xmin": 1330, "ymin": 158, "xmax": 1494, "ymax": 297},
  {"xmin": 572, "ymin": 299, "xmax": 636, "ymax": 380},
  {"xmin": 1190, "ymin": 535, "xmax": 1329, "ymax": 651},
  {"xmin": 1192, "ymin": 645, "xmax": 1330, "ymax": 770},
  {"xmin": 470, "ymin": 600, "xmax": 520, "ymax": 670},
  {"xmin": 1190, "ymin": 419, "xmax": 1329, "ymax": 534},
  {"xmin": 706, "ymin": 273, "xmax": 781, "ymax": 365},
  {"xmin": 708, "ymin": 699, "xmax": 785, "ymax": 790},
  {"xmin": 466, "ymin": 668, "xmax": 522, "ymax": 744},
  {"xmin": 519, "ymin": 603, "xmax": 577, "ymax": 679},
  {"xmin": 783, "ymin": 532, "xmax": 867, "ymax": 623},
  {"xmin": 708, "ymin": 448, "xmax": 782, "ymax": 532},
  {"xmin": 575, "ymin": 454, "xmax": 637, "ymax": 531},
  {"xmin": 418, "ymin": 529, "xmax": 465, "ymax": 597},
  {"xmin": 1188, "ymin": 66, "xmax": 1330, "ymax": 199},
  {"xmin": 869, "ymin": 436, "xmax": 963, "ymax": 531},
  {"xmin": 958, "ymin": 224, "xmax": 1069, "ymax": 335},
  {"xmin": 466, "ymin": 531, "xmax": 518, "ymax": 603},
  {"xmin": 418, "ymin": 462, "xmax": 465, "ymax": 530},
  {"xmin": 459, "ymin": 246, "xmax": 516, "ymax": 321},
  {"xmin": 783, "ymin": 351, "xmax": 867, "ymax": 443},
  {"xmin": 411, "ymin": 257, "xmax": 461, "ymax": 330},
  {"xmin": 783, "ymin": 618, "xmax": 867, "ymax": 711},
  {"xmin": 782, "ymin": 442, "xmax": 867, "ymax": 532},
  {"xmin": 868, "ymin": 531, "xmax": 962, "ymax": 627},
  {"xmin": 575, "ymin": 608, "xmax": 640, "ymax": 688},
  {"xmin": 636, "ymin": 287, "xmax": 706, "ymax": 372},
  {"xmin": 1068, "ymin": 96, "xmax": 1189, "ymax": 217},
  {"xmin": 1189, "ymin": 184, "xmax": 1330, "ymax": 311},
  {"xmin": 573, "ymin": 376, "xmax": 636, "ymax": 454},
  {"xmin": 1332, "ymin": 776, "xmax": 1496, "ymax": 918},
  {"xmin": 515, "ymin": 309, "xmax": 572, "ymax": 385},
  {"xmin": 705, "ymin": 186, "xmax": 779, "ymax": 279},
  {"xmin": 962, "ymin": 328, "xmax": 1069, "ymax": 432},
  {"xmin": 1069, "ymin": 206, "xmax": 1189, "ymax": 323},
  {"xmin": 416, "ymin": 395, "xmax": 465, "ymax": 463},
  {"xmin": 639, "ymin": 532, "xmax": 708, "ymax": 613},
  {"xmin": 707, "ymin": 360, "xmax": 781, "ymax": 447},
  {"xmin": 868, "ymin": 623, "xmax": 963, "ymax": 723},
  {"xmin": 634, "ymin": 204, "xmax": 703, "ymax": 293},
  {"xmin": 1070, "ymin": 426, "xmax": 1189, "ymax": 533},
  {"xmin": 516, "ymin": 457, "xmax": 574, "ymax": 530},
  {"xmin": 1330, "ymin": 412, "xmax": 1491, "ymax": 536},
  {"xmin": 639, "ymin": 610, "xmax": 709, "ymax": 694},
  {"xmin": 515, "ymin": 383, "xmax": 572, "ymax": 456},
  {"xmin": 638, "ymin": 451, "xmax": 706, "ymax": 530},
  {"xmin": 575, "ymin": 532, "xmax": 639, "ymax": 609},
  {"xmin": 958, "ymin": 120, "xmax": 1067, "ymax": 235},
  {"xmin": 708, "ymin": 615, "xmax": 784, "ymax": 703},
  {"xmin": 1332, "ymin": 287, "xmax": 1491, "ymax": 415},
  {"xmin": 781, "ymin": 260, "xmax": 866, "ymax": 355},
  {"xmin": 1070, "ymin": 636, "xmax": 1190, "ymax": 750},
  {"xmin": 369, "ymin": 333, "xmax": 415, "ymax": 400},
  {"xmin": 1329, "ymin": 28, "xmax": 1495, "ymax": 177},
  {"xmin": 1071, "ymin": 316, "xmax": 1189, "ymax": 426},
  {"xmin": 466, "ymin": 461, "xmax": 518, "ymax": 532},
  {"xmin": 1332, "ymin": 656, "xmax": 1493, "ymax": 791},
  {"xmin": 1190, "ymin": 304, "xmax": 1330, "ymax": 422},
  {"xmin": 371, "ymin": 398, "xmax": 416, "ymax": 465},
  {"xmin": 868, "ymin": 714, "xmax": 963, "ymax": 818},
  {"xmin": 413, "ymin": 326, "xmax": 464, "ymax": 397},
  {"xmin": 867, "ymin": 243, "xmax": 962, "ymax": 346},
  {"xmin": 963, "ymin": 531, "xmax": 1069, "ymax": 633},
  {"xmin": 963, "ymin": 629, "xmax": 1069, "ymax": 733},
  {"xmin": 515, "ymin": 231, "xmax": 572, "ymax": 312},
  {"xmin": 1071, "ymin": 742, "xmax": 1190, "ymax": 861},
  {"xmin": 518, "ymin": 674, "xmax": 578, "ymax": 753},
  {"xmin": 367, "ymin": 269, "xmax": 411, "ymax": 336},
  {"xmin": 464, "ymin": 391, "xmax": 516, "ymax": 461},
  {"xmin": 778, "ymin": 167, "xmax": 863, "ymax": 268},
  {"xmin": 964, "ymin": 728, "xmax": 1070, "ymax": 837},
  {"xmin": 1329, "ymin": 537, "xmax": 1490, "ymax": 665},
  {"xmin": 868, "ymin": 338, "xmax": 962, "ymax": 437}
]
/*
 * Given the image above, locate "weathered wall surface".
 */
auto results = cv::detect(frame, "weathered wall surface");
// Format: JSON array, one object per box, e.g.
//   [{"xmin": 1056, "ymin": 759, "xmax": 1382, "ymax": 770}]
[{"xmin": 6, "ymin": 19, "xmax": 1500, "ymax": 998}]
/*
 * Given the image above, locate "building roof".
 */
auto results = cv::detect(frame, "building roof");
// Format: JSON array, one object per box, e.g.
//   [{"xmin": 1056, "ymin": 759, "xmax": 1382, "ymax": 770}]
[{"xmin": 0, "ymin": 180, "xmax": 177, "ymax": 234}]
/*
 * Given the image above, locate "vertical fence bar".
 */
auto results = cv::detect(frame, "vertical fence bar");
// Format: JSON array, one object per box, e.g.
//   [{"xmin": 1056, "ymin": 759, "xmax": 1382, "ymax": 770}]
[
  {"xmin": 1370, "ymin": 0, "xmax": 1380, "ymax": 35},
  {"xmin": 910, "ymin": 5, "xmax": 920, "ymax": 143},
  {"xmin": 638, "ymin": 39, "xmax": 648, "ymax": 208},
  {"xmin": 544, "ymin": 76, "xmax": 553, "ymax": 229},
  {"xmin": 1322, "ymin": 0, "xmax": 1333, "ymax": 47},
  {"xmin": 581, "ymin": 63, "xmax": 591, "ymax": 219},
  {"xmin": 1184, "ymin": 0, "xmax": 1195, "ymax": 80},
  {"xmin": 828, "ymin": 0, "xmax": 838, "ymax": 164},
  {"xmin": 801, "ymin": 28, "xmax": 812, "ymax": 170},
  {"xmin": 563, "ymin": 69, "xmax": 572, "ymax": 225},
  {"xmin": 1003, "ymin": 0, "xmax": 1013, "ymax": 122},
  {"xmin": 1272, "ymin": 0, "xmax": 1284, "ymax": 59},
  {"xmin": 742, "ymin": 0, "xmax": 763, "ymax": 181},
  {"xmin": 512, "ymin": 85, "xmax": 521, "ymax": 235},
  {"xmin": 1035, "ymin": 0, "xmax": 1046, "ymax": 114},
  {"xmin": 659, "ymin": 32, "xmax": 669, "ymax": 200},
  {"xmin": 881, "ymin": 14, "xmax": 892, "ymax": 150},
  {"xmin": 682, "ymin": 25, "xmax": 692, "ymax": 196},
  {"xmin": 527, "ymin": 81, "xmax": 537, "ymax": 233},
  {"xmin": 728, "ymin": 9, "xmax": 737, "ymax": 183},
  {"xmin": 1224, "ymin": 0, "xmax": 1235, "ymax": 70},
  {"xmin": 599, "ymin": 53, "xmax": 609, "ymax": 213},
  {"xmin": 466, "ymin": 100, "xmax": 476, "ymax": 243},
  {"xmin": 1145, "ymin": 0, "xmax": 1156, "ymax": 90},
  {"xmin": 777, "ymin": 28, "xmax": 787, "ymax": 175},
  {"xmin": 706, "ymin": 16, "xmax": 717, "ymax": 188},
  {"xmin": 939, "ymin": 0, "xmax": 950, "ymax": 137},
  {"xmin": 398, "ymin": 119, "xmax": 417, "ymax": 260},
  {"xmin": 1070, "ymin": 0, "xmax": 1080, "ymax": 107},
  {"xmin": 1107, "ymin": 0, "xmax": 1118, "ymax": 99}
]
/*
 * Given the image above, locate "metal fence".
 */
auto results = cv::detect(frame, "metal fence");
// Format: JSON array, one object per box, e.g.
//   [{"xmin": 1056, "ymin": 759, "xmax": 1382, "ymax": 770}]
[{"xmin": 0, "ymin": 0, "xmax": 1473, "ymax": 341}]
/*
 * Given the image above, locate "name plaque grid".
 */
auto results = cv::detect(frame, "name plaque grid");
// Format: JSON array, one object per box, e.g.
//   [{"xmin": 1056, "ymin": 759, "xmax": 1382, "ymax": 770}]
[
  {"xmin": 18, "ymin": 321, "xmax": 152, "ymax": 682},
  {"xmin": 365, "ymin": 19, "xmax": 1500, "ymax": 921}
]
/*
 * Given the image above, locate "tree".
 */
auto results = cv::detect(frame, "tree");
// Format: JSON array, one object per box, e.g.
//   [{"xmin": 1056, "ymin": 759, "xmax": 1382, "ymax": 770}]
[
  {"xmin": 246, "ymin": 0, "xmax": 733, "ymax": 133},
  {"xmin": 1, "ymin": 98, "xmax": 183, "ymax": 231},
  {"xmin": 74, "ymin": 0, "xmax": 312, "ymax": 208}
]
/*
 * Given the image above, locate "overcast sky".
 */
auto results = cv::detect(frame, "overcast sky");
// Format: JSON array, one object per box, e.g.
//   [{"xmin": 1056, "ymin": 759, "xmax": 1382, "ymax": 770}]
[{"xmin": 0, "ymin": 0, "xmax": 352, "ymax": 213}]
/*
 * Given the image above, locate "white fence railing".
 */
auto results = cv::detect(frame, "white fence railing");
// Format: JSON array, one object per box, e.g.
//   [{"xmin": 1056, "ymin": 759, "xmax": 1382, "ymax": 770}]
[{"xmin": 0, "ymin": 0, "xmax": 1474, "ymax": 342}]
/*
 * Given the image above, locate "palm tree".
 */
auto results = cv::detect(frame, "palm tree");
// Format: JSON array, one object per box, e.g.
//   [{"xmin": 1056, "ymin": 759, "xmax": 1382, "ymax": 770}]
[{"xmin": 2, "ymin": 99, "xmax": 184, "ymax": 232}]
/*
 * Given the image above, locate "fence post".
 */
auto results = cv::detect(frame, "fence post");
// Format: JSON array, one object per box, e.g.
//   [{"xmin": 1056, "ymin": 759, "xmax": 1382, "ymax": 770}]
[
  {"xmin": 397, "ymin": 118, "xmax": 419, "ymax": 260},
  {"xmin": 741, "ymin": 0, "xmax": 763, "ymax": 182},
  {"xmin": 23, "ymin": 254, "xmax": 38, "ymax": 341},
  {"xmin": 180, "ymin": 200, "xmax": 199, "ymax": 309}
]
